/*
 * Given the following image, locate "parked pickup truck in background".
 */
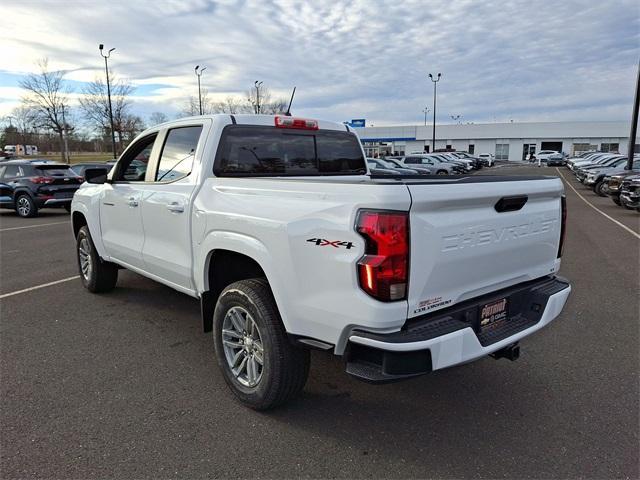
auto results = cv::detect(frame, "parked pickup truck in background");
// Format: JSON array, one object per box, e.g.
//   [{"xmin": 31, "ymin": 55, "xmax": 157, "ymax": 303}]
[{"xmin": 71, "ymin": 114, "xmax": 571, "ymax": 410}]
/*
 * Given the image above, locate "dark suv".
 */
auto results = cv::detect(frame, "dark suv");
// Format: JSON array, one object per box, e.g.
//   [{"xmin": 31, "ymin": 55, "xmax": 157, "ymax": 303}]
[{"xmin": 0, "ymin": 160, "xmax": 83, "ymax": 217}]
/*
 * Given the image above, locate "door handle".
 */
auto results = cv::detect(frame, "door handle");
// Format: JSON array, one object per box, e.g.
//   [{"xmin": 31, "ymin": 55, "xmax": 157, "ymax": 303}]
[
  {"xmin": 128, "ymin": 197, "xmax": 139, "ymax": 207},
  {"xmin": 166, "ymin": 202, "xmax": 184, "ymax": 213}
]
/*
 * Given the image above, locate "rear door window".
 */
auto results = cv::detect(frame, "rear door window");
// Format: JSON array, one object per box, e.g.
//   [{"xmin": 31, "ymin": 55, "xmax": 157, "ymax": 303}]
[
  {"xmin": 214, "ymin": 126, "xmax": 366, "ymax": 176},
  {"xmin": 1, "ymin": 165, "xmax": 21, "ymax": 179},
  {"xmin": 155, "ymin": 126, "xmax": 203, "ymax": 182}
]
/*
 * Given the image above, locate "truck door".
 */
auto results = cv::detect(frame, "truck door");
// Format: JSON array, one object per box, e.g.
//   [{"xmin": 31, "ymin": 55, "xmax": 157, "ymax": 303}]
[
  {"xmin": 139, "ymin": 124, "xmax": 204, "ymax": 290},
  {"xmin": 100, "ymin": 133, "xmax": 159, "ymax": 269}
]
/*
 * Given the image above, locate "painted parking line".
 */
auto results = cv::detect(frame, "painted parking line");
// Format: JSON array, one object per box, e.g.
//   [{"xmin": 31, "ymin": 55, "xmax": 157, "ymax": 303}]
[
  {"xmin": 556, "ymin": 168, "xmax": 640, "ymax": 240},
  {"xmin": 0, "ymin": 221, "xmax": 69, "ymax": 232},
  {"xmin": 0, "ymin": 276, "xmax": 80, "ymax": 299}
]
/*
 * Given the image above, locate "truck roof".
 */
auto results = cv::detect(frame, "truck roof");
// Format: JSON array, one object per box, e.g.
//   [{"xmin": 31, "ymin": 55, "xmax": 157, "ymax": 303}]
[{"xmin": 156, "ymin": 114, "xmax": 351, "ymax": 133}]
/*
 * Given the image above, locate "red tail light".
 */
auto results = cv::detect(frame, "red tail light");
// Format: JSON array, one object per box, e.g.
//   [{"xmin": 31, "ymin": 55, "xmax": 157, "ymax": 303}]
[
  {"xmin": 356, "ymin": 210, "xmax": 409, "ymax": 301},
  {"xmin": 30, "ymin": 176, "xmax": 54, "ymax": 184},
  {"xmin": 274, "ymin": 116, "xmax": 318, "ymax": 130},
  {"xmin": 558, "ymin": 195, "xmax": 567, "ymax": 258}
]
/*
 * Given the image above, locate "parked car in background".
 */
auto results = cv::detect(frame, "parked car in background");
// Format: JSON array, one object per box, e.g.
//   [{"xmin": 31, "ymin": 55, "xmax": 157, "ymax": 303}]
[
  {"xmin": 584, "ymin": 162, "xmax": 639, "ymax": 196},
  {"xmin": 70, "ymin": 162, "xmax": 113, "ymax": 179},
  {"xmin": 477, "ymin": 153, "xmax": 494, "ymax": 166},
  {"xmin": 0, "ymin": 160, "xmax": 83, "ymax": 217},
  {"xmin": 402, "ymin": 154, "xmax": 464, "ymax": 174},
  {"xmin": 450, "ymin": 152, "xmax": 483, "ymax": 169},
  {"xmin": 545, "ymin": 153, "xmax": 566, "ymax": 166},
  {"xmin": 567, "ymin": 152, "xmax": 609, "ymax": 170},
  {"xmin": 367, "ymin": 158, "xmax": 418, "ymax": 175},
  {"xmin": 439, "ymin": 153, "xmax": 475, "ymax": 171},
  {"xmin": 605, "ymin": 168, "xmax": 640, "ymax": 205},
  {"xmin": 536, "ymin": 150, "xmax": 561, "ymax": 162},
  {"xmin": 619, "ymin": 175, "xmax": 640, "ymax": 211},
  {"xmin": 366, "ymin": 159, "xmax": 405, "ymax": 175},
  {"xmin": 383, "ymin": 158, "xmax": 433, "ymax": 174},
  {"xmin": 575, "ymin": 156, "xmax": 625, "ymax": 182}
]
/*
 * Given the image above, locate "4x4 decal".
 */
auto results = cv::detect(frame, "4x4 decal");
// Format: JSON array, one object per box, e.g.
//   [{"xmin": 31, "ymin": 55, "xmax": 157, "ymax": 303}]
[{"xmin": 306, "ymin": 238, "xmax": 354, "ymax": 249}]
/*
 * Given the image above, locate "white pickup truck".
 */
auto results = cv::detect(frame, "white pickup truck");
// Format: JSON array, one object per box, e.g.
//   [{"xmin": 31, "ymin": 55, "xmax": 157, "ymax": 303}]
[{"xmin": 72, "ymin": 114, "xmax": 571, "ymax": 409}]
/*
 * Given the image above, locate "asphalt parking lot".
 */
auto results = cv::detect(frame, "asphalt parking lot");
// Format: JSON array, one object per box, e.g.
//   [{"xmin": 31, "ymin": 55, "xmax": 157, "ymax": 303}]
[{"xmin": 1, "ymin": 164, "xmax": 638, "ymax": 479}]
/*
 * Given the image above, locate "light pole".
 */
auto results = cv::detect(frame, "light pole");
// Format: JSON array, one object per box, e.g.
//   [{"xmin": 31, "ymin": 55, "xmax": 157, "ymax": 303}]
[
  {"xmin": 99, "ymin": 44, "xmax": 117, "ymax": 158},
  {"xmin": 627, "ymin": 60, "xmax": 639, "ymax": 170},
  {"xmin": 422, "ymin": 107, "xmax": 430, "ymax": 126},
  {"xmin": 195, "ymin": 65, "xmax": 206, "ymax": 115},
  {"xmin": 428, "ymin": 73, "xmax": 441, "ymax": 152},
  {"xmin": 254, "ymin": 80, "xmax": 263, "ymax": 114}
]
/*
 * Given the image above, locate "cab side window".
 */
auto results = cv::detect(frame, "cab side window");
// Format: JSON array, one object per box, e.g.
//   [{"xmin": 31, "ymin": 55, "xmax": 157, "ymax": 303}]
[
  {"xmin": 114, "ymin": 134, "xmax": 157, "ymax": 182},
  {"xmin": 155, "ymin": 126, "xmax": 202, "ymax": 182}
]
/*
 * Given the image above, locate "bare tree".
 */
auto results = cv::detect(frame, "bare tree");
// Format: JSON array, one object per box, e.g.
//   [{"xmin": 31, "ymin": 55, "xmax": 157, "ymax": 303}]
[
  {"xmin": 7, "ymin": 106, "xmax": 38, "ymax": 146},
  {"xmin": 19, "ymin": 58, "xmax": 73, "ymax": 162},
  {"xmin": 182, "ymin": 88, "xmax": 216, "ymax": 116},
  {"xmin": 149, "ymin": 111, "xmax": 168, "ymax": 125},
  {"xmin": 212, "ymin": 96, "xmax": 248, "ymax": 114},
  {"xmin": 246, "ymin": 83, "xmax": 288, "ymax": 114},
  {"xmin": 79, "ymin": 76, "xmax": 134, "ymax": 154},
  {"xmin": 119, "ymin": 114, "xmax": 145, "ymax": 144}
]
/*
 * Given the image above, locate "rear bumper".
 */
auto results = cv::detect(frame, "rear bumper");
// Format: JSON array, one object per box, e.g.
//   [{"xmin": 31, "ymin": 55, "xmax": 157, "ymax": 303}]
[{"xmin": 346, "ymin": 276, "xmax": 571, "ymax": 383}]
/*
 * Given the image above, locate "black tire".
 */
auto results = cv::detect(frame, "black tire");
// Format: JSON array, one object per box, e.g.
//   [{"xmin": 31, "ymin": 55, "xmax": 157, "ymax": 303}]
[
  {"xmin": 15, "ymin": 193, "xmax": 37, "ymax": 218},
  {"xmin": 76, "ymin": 226, "xmax": 118, "ymax": 293},
  {"xmin": 213, "ymin": 279, "xmax": 310, "ymax": 410},
  {"xmin": 436, "ymin": 170, "xmax": 448, "ymax": 175},
  {"xmin": 64, "ymin": 204, "xmax": 71, "ymax": 213},
  {"xmin": 593, "ymin": 181, "xmax": 606, "ymax": 197},
  {"xmin": 613, "ymin": 197, "xmax": 621, "ymax": 206}
]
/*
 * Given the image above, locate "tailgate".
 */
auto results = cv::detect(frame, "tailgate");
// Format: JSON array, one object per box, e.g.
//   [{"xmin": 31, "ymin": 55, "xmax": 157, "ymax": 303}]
[{"xmin": 407, "ymin": 177, "xmax": 563, "ymax": 318}]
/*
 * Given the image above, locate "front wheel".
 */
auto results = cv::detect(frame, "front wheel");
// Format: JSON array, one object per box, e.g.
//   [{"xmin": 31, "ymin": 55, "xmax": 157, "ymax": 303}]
[
  {"xmin": 594, "ymin": 181, "xmax": 607, "ymax": 197},
  {"xmin": 436, "ymin": 170, "xmax": 448, "ymax": 175},
  {"xmin": 76, "ymin": 226, "xmax": 118, "ymax": 293},
  {"xmin": 213, "ymin": 279, "xmax": 310, "ymax": 410}
]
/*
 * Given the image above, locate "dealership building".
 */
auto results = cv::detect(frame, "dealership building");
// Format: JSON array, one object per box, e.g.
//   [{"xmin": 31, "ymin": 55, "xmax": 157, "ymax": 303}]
[{"xmin": 354, "ymin": 121, "xmax": 637, "ymax": 161}]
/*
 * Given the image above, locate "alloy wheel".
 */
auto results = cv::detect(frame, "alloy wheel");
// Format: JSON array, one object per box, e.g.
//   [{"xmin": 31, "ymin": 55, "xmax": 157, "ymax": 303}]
[
  {"xmin": 78, "ymin": 237, "xmax": 93, "ymax": 281},
  {"xmin": 221, "ymin": 306, "xmax": 264, "ymax": 388}
]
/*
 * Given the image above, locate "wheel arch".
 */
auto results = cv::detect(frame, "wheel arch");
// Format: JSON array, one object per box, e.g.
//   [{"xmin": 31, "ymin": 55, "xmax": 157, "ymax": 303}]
[
  {"xmin": 72, "ymin": 211, "xmax": 88, "ymax": 238},
  {"xmin": 201, "ymin": 247, "xmax": 278, "ymax": 332}
]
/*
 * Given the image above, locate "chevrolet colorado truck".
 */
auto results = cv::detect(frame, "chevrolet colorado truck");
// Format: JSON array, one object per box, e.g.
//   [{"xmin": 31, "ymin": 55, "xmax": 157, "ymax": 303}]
[{"xmin": 71, "ymin": 114, "xmax": 571, "ymax": 410}]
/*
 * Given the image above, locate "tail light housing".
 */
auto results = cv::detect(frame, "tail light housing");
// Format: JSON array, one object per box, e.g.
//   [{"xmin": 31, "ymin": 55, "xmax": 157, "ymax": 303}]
[
  {"xmin": 557, "ymin": 195, "xmax": 567, "ymax": 258},
  {"xmin": 30, "ymin": 176, "xmax": 55, "ymax": 184},
  {"xmin": 274, "ymin": 116, "xmax": 318, "ymax": 130},
  {"xmin": 356, "ymin": 210, "xmax": 409, "ymax": 301}
]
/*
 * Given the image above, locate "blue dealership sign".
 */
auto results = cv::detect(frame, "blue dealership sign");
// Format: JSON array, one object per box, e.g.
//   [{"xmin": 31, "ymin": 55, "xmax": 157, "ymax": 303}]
[{"xmin": 348, "ymin": 119, "xmax": 366, "ymax": 128}]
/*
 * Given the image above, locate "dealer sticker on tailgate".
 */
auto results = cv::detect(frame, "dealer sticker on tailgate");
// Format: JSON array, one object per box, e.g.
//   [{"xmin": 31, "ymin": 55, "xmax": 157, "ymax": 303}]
[{"xmin": 480, "ymin": 298, "xmax": 508, "ymax": 329}]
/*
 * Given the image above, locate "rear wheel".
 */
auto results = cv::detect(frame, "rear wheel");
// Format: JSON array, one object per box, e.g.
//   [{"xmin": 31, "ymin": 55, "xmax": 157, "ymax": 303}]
[
  {"xmin": 76, "ymin": 226, "xmax": 118, "ymax": 293},
  {"xmin": 213, "ymin": 279, "xmax": 310, "ymax": 410},
  {"xmin": 436, "ymin": 170, "xmax": 448, "ymax": 175},
  {"xmin": 15, "ymin": 194, "xmax": 37, "ymax": 218},
  {"xmin": 613, "ymin": 197, "xmax": 621, "ymax": 206}
]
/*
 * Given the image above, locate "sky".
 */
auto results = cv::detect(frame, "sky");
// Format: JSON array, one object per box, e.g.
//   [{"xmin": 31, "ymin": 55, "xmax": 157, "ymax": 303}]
[{"xmin": 1, "ymin": 0, "xmax": 639, "ymax": 127}]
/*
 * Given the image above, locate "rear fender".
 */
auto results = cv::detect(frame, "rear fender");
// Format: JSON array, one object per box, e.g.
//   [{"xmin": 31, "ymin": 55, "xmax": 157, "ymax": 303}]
[{"xmin": 196, "ymin": 231, "xmax": 290, "ymax": 330}]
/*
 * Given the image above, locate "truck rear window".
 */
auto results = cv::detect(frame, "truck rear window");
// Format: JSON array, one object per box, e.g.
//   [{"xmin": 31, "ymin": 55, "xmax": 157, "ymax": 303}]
[{"xmin": 214, "ymin": 125, "xmax": 367, "ymax": 176}]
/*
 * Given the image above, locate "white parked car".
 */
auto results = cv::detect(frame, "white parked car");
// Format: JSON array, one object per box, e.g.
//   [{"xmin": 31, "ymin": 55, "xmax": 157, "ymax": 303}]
[
  {"xmin": 535, "ymin": 150, "xmax": 561, "ymax": 162},
  {"xmin": 71, "ymin": 114, "xmax": 571, "ymax": 410},
  {"xmin": 477, "ymin": 153, "xmax": 495, "ymax": 166}
]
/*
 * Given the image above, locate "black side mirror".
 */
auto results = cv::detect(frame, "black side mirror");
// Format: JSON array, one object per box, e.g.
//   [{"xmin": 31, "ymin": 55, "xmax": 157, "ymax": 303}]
[{"xmin": 85, "ymin": 168, "xmax": 108, "ymax": 184}]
